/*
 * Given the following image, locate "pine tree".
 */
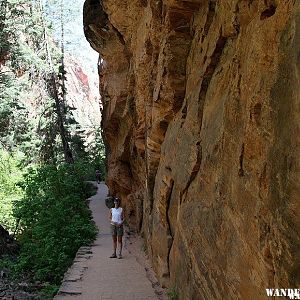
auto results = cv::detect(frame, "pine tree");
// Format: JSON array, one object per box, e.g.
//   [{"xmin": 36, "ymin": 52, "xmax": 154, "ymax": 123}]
[{"xmin": 0, "ymin": 0, "xmax": 77, "ymax": 164}]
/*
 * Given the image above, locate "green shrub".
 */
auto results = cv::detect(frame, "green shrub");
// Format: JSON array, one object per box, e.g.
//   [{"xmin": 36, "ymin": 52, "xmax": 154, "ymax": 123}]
[
  {"xmin": 39, "ymin": 283, "xmax": 60, "ymax": 299},
  {"xmin": 168, "ymin": 286, "xmax": 179, "ymax": 300},
  {"xmin": 84, "ymin": 181, "xmax": 98, "ymax": 198},
  {"xmin": 13, "ymin": 163, "xmax": 98, "ymax": 284},
  {"xmin": 0, "ymin": 150, "xmax": 23, "ymax": 232}
]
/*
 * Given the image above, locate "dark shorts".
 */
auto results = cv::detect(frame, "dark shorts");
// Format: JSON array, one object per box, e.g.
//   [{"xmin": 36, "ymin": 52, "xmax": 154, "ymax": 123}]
[{"xmin": 110, "ymin": 224, "xmax": 124, "ymax": 236}]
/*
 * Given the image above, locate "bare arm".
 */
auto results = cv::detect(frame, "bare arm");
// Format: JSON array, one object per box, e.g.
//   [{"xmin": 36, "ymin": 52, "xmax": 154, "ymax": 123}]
[
  {"xmin": 109, "ymin": 209, "xmax": 117, "ymax": 225},
  {"xmin": 121, "ymin": 209, "xmax": 124, "ymax": 225}
]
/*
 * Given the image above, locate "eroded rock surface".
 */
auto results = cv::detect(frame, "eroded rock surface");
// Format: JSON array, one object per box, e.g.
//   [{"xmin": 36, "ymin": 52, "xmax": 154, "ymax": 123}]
[{"xmin": 84, "ymin": 1, "xmax": 300, "ymax": 299}]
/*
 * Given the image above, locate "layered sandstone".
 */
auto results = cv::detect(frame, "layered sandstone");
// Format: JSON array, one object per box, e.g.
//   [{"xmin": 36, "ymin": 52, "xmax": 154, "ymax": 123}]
[
  {"xmin": 64, "ymin": 56, "xmax": 101, "ymax": 140},
  {"xmin": 84, "ymin": 1, "xmax": 300, "ymax": 299}
]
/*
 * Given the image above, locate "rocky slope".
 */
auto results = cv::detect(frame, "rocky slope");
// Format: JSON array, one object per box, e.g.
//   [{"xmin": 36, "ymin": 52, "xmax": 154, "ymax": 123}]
[
  {"xmin": 84, "ymin": 0, "xmax": 300, "ymax": 299},
  {"xmin": 64, "ymin": 56, "xmax": 101, "ymax": 138}
]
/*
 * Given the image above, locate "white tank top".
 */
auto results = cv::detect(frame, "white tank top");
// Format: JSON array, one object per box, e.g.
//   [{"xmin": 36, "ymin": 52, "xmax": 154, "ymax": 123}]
[{"xmin": 111, "ymin": 207, "xmax": 123, "ymax": 225}]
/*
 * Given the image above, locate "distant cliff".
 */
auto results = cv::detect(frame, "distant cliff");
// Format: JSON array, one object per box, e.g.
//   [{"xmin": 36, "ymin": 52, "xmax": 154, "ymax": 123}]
[
  {"xmin": 64, "ymin": 56, "xmax": 101, "ymax": 134},
  {"xmin": 84, "ymin": 1, "xmax": 300, "ymax": 299}
]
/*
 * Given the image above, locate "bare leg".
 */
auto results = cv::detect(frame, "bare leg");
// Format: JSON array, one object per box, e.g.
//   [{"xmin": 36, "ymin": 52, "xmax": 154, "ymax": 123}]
[
  {"xmin": 110, "ymin": 235, "xmax": 117, "ymax": 257},
  {"xmin": 113, "ymin": 235, "xmax": 117, "ymax": 253},
  {"xmin": 117, "ymin": 236, "xmax": 123, "ymax": 258}
]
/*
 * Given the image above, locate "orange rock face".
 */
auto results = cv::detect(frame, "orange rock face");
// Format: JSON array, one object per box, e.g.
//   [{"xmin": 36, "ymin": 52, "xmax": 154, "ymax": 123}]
[{"xmin": 84, "ymin": 0, "xmax": 300, "ymax": 298}]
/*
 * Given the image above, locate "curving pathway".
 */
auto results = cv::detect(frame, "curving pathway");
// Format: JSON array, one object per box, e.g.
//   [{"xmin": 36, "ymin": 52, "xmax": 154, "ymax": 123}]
[{"xmin": 54, "ymin": 182, "xmax": 160, "ymax": 300}]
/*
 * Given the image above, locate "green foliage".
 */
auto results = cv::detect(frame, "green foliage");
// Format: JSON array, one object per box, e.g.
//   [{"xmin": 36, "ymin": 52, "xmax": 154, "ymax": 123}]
[
  {"xmin": 87, "ymin": 128, "xmax": 106, "ymax": 180},
  {"xmin": 0, "ymin": 0, "xmax": 107, "ymax": 167},
  {"xmin": 0, "ymin": 150, "xmax": 23, "ymax": 232},
  {"xmin": 84, "ymin": 181, "xmax": 98, "ymax": 198},
  {"xmin": 0, "ymin": 1, "xmax": 106, "ymax": 297},
  {"xmin": 39, "ymin": 283, "xmax": 60, "ymax": 299},
  {"xmin": 13, "ymin": 163, "xmax": 98, "ymax": 283},
  {"xmin": 0, "ymin": 96, "xmax": 35, "ymax": 154},
  {"xmin": 0, "ymin": 0, "xmax": 71, "ymax": 162},
  {"xmin": 0, "ymin": 0, "xmax": 55, "ymax": 156},
  {"xmin": 168, "ymin": 286, "xmax": 179, "ymax": 300}
]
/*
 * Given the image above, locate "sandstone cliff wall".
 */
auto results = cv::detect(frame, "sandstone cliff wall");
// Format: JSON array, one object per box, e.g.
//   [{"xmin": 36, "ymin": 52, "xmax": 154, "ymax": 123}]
[
  {"xmin": 84, "ymin": 1, "xmax": 300, "ymax": 299},
  {"xmin": 64, "ymin": 56, "xmax": 101, "ymax": 139}
]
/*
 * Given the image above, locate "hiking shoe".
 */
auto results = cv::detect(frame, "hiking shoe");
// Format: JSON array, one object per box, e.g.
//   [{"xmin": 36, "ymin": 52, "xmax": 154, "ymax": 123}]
[
  {"xmin": 109, "ymin": 253, "xmax": 117, "ymax": 258},
  {"xmin": 118, "ymin": 254, "xmax": 122, "ymax": 259}
]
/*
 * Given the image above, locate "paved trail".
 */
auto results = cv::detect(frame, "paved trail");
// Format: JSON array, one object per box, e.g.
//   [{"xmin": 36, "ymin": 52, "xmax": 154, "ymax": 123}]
[{"xmin": 54, "ymin": 183, "xmax": 160, "ymax": 300}]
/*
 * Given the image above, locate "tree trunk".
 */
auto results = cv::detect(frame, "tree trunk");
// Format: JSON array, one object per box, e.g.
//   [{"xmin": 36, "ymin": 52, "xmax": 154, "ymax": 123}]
[
  {"xmin": 50, "ymin": 74, "xmax": 74, "ymax": 164},
  {"xmin": 0, "ymin": 0, "xmax": 8, "ymax": 61},
  {"xmin": 39, "ymin": 0, "xmax": 74, "ymax": 164}
]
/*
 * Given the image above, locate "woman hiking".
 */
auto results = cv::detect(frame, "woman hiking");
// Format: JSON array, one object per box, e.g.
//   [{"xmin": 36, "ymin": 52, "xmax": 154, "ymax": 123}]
[{"xmin": 109, "ymin": 197, "xmax": 124, "ymax": 259}]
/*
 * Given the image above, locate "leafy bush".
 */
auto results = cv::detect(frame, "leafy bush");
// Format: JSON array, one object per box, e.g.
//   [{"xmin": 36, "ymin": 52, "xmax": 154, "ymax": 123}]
[
  {"xmin": 0, "ymin": 150, "xmax": 23, "ymax": 232},
  {"xmin": 13, "ymin": 163, "xmax": 98, "ymax": 284}
]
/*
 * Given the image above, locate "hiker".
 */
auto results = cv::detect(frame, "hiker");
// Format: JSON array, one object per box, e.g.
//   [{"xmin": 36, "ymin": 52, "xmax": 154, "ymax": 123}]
[
  {"xmin": 109, "ymin": 197, "xmax": 124, "ymax": 259},
  {"xmin": 95, "ymin": 169, "xmax": 101, "ymax": 184}
]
